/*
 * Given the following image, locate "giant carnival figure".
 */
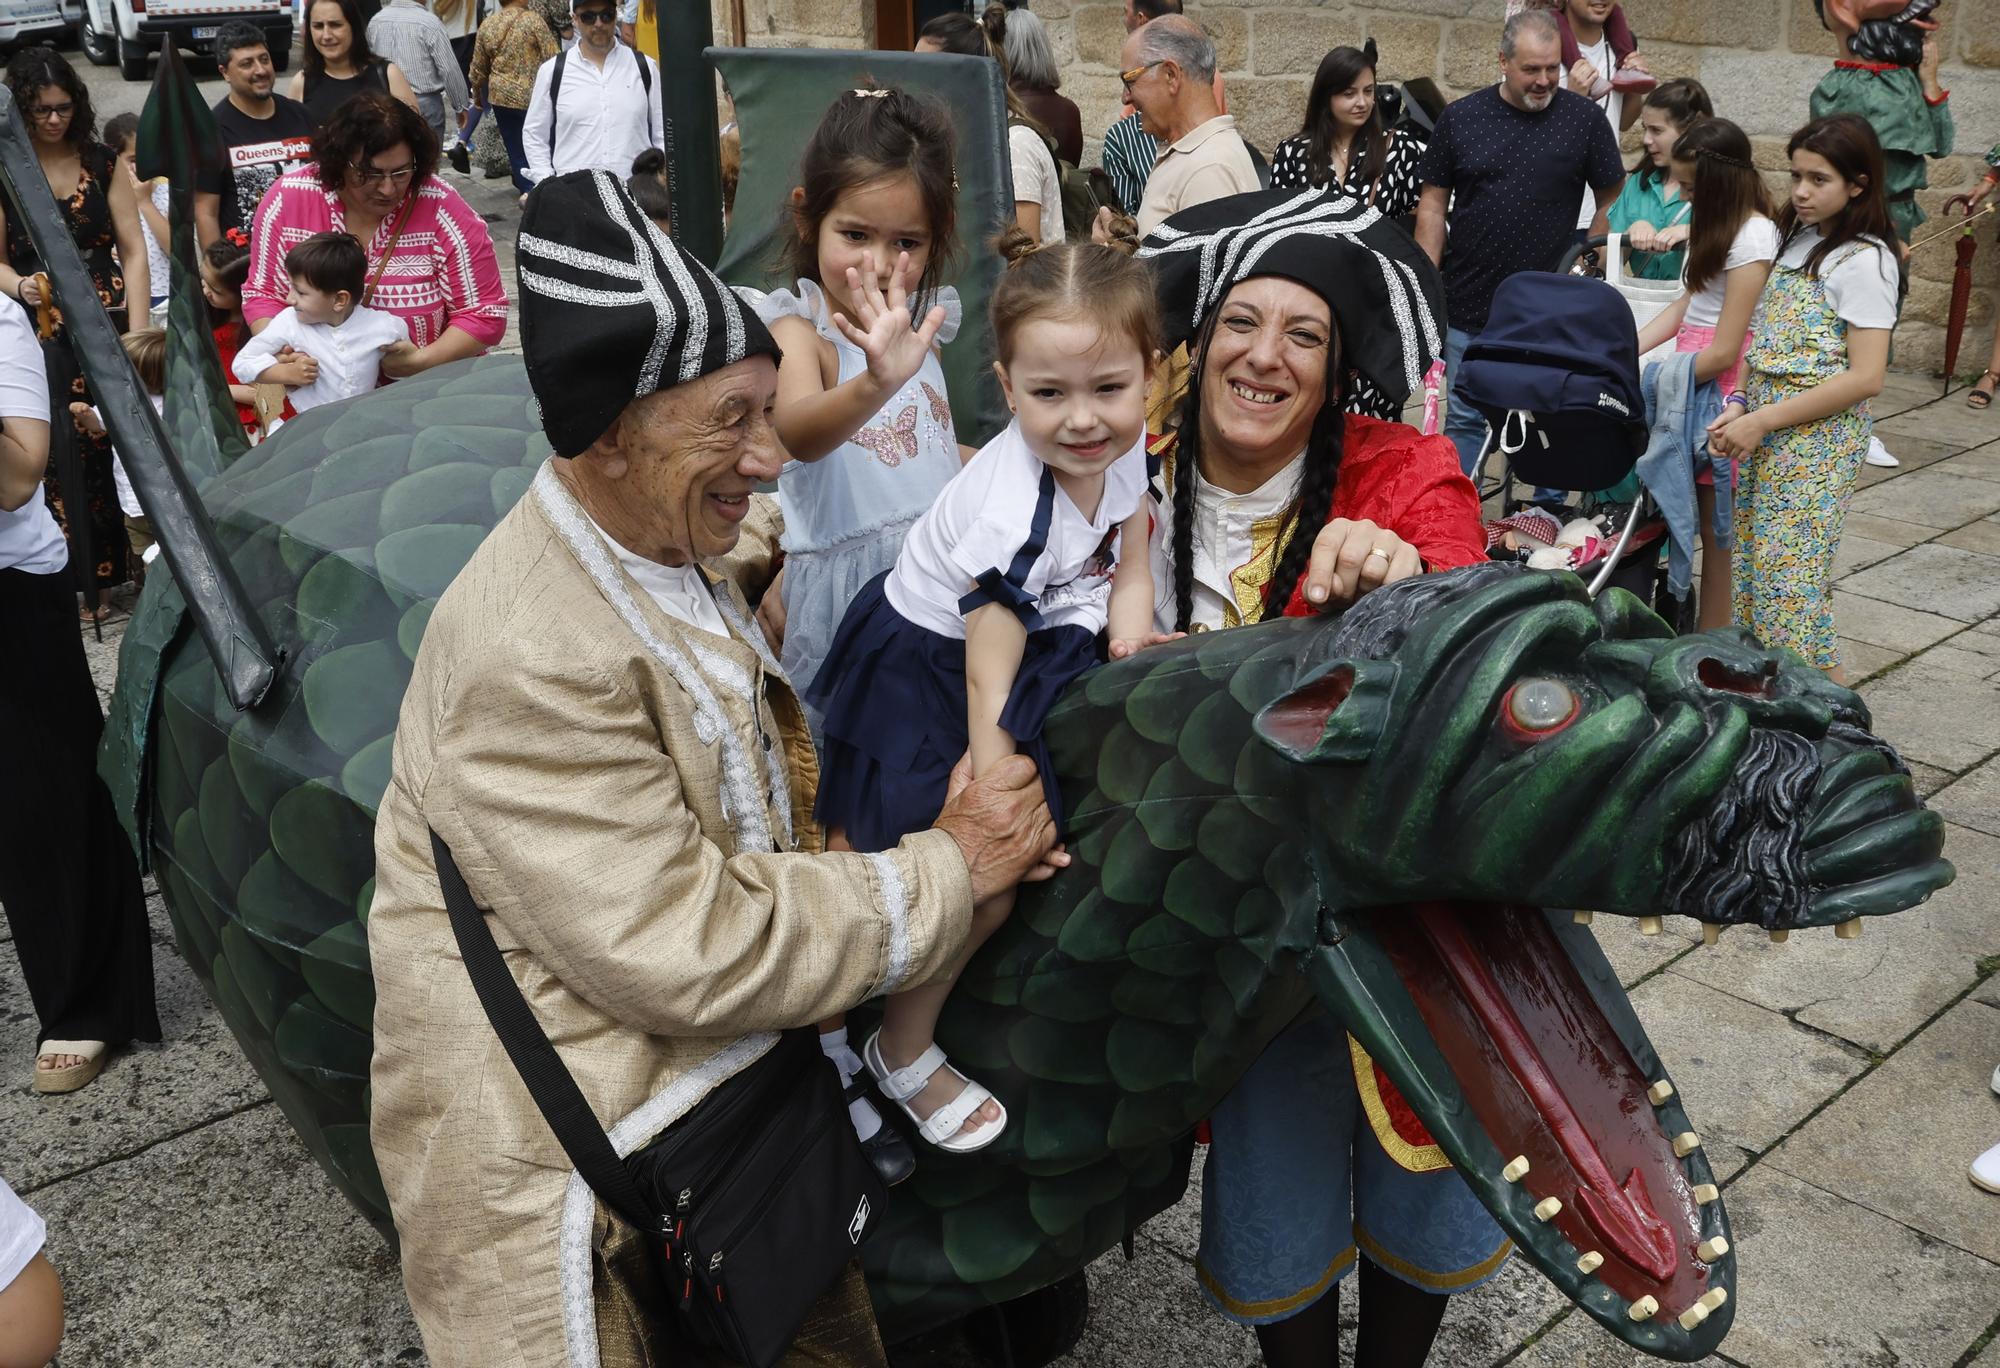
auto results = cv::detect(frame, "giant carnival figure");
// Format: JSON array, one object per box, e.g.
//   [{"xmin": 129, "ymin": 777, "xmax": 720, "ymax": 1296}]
[
  {"xmin": 27, "ymin": 27, "xmax": 1952, "ymax": 1368},
  {"xmin": 1811, "ymin": 0, "xmax": 1953, "ymax": 244}
]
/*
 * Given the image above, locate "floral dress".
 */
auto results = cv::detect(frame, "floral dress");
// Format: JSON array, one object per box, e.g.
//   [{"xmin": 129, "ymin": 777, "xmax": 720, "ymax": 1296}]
[
  {"xmin": 1732, "ymin": 245, "xmax": 1876, "ymax": 670},
  {"xmin": 5, "ymin": 142, "xmax": 128, "ymax": 591}
]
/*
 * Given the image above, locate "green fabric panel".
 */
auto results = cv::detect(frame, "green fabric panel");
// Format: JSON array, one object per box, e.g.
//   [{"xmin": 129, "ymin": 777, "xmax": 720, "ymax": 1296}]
[{"xmin": 707, "ymin": 47, "xmax": 1011, "ymax": 447}]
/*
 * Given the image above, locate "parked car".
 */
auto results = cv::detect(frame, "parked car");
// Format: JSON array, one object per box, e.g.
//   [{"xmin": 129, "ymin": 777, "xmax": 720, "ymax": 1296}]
[
  {"xmin": 76, "ymin": 0, "xmax": 289, "ymax": 79},
  {"xmin": 0, "ymin": 0, "xmax": 73, "ymax": 51}
]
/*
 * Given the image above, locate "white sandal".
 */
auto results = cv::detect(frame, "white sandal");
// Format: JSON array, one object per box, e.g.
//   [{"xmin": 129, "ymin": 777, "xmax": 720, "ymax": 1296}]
[
  {"xmin": 862, "ymin": 1029, "xmax": 1007, "ymax": 1153},
  {"xmin": 32, "ymin": 1039, "xmax": 107, "ymax": 1095}
]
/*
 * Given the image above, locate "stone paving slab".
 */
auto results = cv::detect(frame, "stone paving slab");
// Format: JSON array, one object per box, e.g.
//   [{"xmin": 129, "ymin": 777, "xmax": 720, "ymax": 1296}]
[
  {"xmin": 1832, "ymin": 590, "xmax": 1968, "ymax": 654},
  {"xmin": 1849, "ymin": 468, "xmax": 2000, "ymax": 533},
  {"xmin": 1837, "ymin": 638, "xmax": 1905, "ymax": 685},
  {"xmin": 1691, "ymin": 1165, "xmax": 2000, "ymax": 1368},
  {"xmin": 1506, "ymin": 1309, "xmax": 1731, "ymax": 1367},
  {"xmin": 1768, "ymin": 999, "xmax": 2000, "ymax": 1266},
  {"xmin": 1627, "ymin": 977, "xmax": 1867, "ymax": 1159},
  {"xmin": 1941, "ymin": 519, "xmax": 2000, "ymax": 559},
  {"xmin": 1842, "ymin": 511, "xmax": 1940, "ymax": 548},
  {"xmin": 1669, "ymin": 825, "xmax": 2000, "ymax": 1054},
  {"xmin": 1841, "ymin": 543, "xmax": 2000, "ymax": 623},
  {"xmin": 0, "ymin": 900, "xmax": 267, "ymax": 1190},
  {"xmin": 1934, "ymin": 762, "xmax": 2000, "ymax": 838},
  {"xmin": 1859, "ymin": 655, "xmax": 2000, "ymax": 771},
  {"xmin": 29, "ymin": 1104, "xmax": 421, "ymax": 1366}
]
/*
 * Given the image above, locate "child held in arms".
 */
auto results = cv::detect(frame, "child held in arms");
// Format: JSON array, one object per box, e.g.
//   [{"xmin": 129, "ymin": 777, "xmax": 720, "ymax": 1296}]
[{"xmin": 231, "ymin": 230, "xmax": 410, "ymax": 412}]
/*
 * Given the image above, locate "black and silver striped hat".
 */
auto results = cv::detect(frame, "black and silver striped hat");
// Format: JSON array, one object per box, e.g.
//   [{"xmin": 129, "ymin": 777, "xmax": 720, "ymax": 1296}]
[{"xmin": 518, "ymin": 170, "xmax": 780, "ymax": 457}]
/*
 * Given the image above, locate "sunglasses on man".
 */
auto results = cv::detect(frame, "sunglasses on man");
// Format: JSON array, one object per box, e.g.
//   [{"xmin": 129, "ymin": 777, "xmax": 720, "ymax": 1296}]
[{"xmin": 574, "ymin": 8, "xmax": 616, "ymax": 23}]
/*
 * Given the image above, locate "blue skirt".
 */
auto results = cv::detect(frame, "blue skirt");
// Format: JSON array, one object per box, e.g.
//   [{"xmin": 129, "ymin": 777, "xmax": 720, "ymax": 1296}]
[{"xmin": 807, "ymin": 571, "xmax": 1098, "ymax": 854}]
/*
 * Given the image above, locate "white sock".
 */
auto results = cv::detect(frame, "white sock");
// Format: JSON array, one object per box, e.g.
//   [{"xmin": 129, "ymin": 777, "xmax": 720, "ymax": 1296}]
[{"xmin": 819, "ymin": 1028, "xmax": 881, "ymax": 1142}]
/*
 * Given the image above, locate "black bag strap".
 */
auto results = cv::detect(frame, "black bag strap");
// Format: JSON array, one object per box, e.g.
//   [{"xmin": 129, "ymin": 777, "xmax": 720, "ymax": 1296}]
[
  {"xmin": 429, "ymin": 828, "xmax": 663, "ymax": 1235},
  {"xmin": 547, "ymin": 47, "xmax": 567, "ymax": 144}
]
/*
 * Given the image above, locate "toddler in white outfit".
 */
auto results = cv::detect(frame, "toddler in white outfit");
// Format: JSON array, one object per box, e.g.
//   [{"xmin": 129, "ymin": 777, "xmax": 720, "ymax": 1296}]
[{"xmin": 231, "ymin": 231, "xmax": 408, "ymax": 413}]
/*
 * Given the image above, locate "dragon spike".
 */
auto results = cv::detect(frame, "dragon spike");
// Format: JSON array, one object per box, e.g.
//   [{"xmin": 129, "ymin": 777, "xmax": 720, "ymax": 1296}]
[
  {"xmin": 1699, "ymin": 1287, "xmax": 1729, "ymax": 1312},
  {"xmin": 1697, "ymin": 1236, "xmax": 1730, "ymax": 1262},
  {"xmin": 1637, "ymin": 916, "xmax": 1663, "ymax": 936},
  {"xmin": 1835, "ymin": 918, "xmax": 1863, "ymax": 939},
  {"xmin": 1701, "ymin": 922, "xmax": 1722, "ymax": 945},
  {"xmin": 1672, "ymin": 1132, "xmax": 1701, "ymax": 1158},
  {"xmin": 1534, "ymin": 1196, "xmax": 1563, "ymax": 1221},
  {"xmin": 1628, "ymin": 1296, "xmax": 1659, "ymax": 1322},
  {"xmin": 1573, "ymin": 909, "xmax": 1594, "ymax": 925},
  {"xmin": 1576, "ymin": 1251, "xmax": 1604, "ymax": 1274},
  {"xmin": 1679, "ymin": 1303, "xmax": 1710, "ymax": 1331},
  {"xmin": 1770, "ymin": 929, "xmax": 1790, "ymax": 943},
  {"xmin": 1692, "ymin": 1183, "xmax": 1719, "ymax": 1204},
  {"xmin": 1502, "ymin": 1155, "xmax": 1531, "ymax": 1183},
  {"xmin": 1647, "ymin": 1079, "xmax": 1675, "ymax": 1105}
]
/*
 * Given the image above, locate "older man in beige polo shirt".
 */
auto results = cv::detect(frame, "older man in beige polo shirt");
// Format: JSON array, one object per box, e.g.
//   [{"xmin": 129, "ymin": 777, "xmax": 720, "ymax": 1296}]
[{"xmin": 1119, "ymin": 16, "xmax": 1258, "ymax": 237}]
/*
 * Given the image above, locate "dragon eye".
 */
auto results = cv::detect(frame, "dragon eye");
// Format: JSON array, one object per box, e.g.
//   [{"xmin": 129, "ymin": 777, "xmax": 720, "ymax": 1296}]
[{"xmin": 1501, "ymin": 678, "xmax": 1580, "ymax": 740}]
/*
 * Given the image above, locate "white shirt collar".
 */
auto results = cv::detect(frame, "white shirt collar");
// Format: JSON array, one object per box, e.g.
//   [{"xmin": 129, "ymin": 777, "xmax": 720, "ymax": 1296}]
[{"xmin": 582, "ymin": 510, "xmax": 729, "ymax": 638}]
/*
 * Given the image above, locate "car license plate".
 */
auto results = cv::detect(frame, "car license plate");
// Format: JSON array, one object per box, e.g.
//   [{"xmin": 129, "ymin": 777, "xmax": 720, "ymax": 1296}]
[{"xmin": 193, "ymin": 24, "xmax": 218, "ymax": 37}]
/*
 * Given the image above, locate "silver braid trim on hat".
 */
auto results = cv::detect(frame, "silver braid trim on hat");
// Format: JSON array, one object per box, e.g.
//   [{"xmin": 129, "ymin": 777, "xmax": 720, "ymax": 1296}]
[
  {"xmin": 532, "ymin": 463, "xmax": 777, "ymax": 857},
  {"xmin": 591, "ymin": 170, "xmax": 687, "ymax": 392}
]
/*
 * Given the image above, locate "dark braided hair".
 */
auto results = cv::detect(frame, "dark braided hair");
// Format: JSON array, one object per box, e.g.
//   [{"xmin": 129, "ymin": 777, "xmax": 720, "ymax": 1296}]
[{"xmin": 1168, "ymin": 306, "xmax": 1345, "ymax": 631}]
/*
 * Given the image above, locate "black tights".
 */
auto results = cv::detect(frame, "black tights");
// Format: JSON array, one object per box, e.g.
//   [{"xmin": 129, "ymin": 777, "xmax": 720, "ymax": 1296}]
[{"xmin": 1251, "ymin": 1256, "xmax": 1450, "ymax": 1368}]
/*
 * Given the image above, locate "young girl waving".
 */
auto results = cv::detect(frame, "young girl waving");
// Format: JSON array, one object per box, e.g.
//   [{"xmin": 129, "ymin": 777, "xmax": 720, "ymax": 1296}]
[
  {"xmin": 1636, "ymin": 117, "xmax": 1776, "ymax": 629},
  {"xmin": 1709, "ymin": 114, "xmax": 1897, "ymax": 683},
  {"xmin": 747, "ymin": 87, "xmax": 963, "ymax": 711},
  {"xmin": 809, "ymin": 234, "xmax": 1168, "ymax": 1152}
]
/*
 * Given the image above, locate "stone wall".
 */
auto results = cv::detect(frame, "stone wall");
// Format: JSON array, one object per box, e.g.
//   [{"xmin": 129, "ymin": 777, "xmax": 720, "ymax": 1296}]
[{"xmin": 737, "ymin": 0, "xmax": 2000, "ymax": 375}]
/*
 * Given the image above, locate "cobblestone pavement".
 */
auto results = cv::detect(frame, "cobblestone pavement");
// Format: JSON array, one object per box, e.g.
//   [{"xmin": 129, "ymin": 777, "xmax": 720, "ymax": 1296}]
[{"xmin": 5, "ymin": 57, "xmax": 1998, "ymax": 1368}]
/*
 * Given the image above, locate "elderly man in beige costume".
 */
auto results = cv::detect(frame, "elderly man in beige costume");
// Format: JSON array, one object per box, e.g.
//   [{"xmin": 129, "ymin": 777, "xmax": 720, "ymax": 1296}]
[{"xmin": 367, "ymin": 170, "xmax": 1061, "ymax": 1368}]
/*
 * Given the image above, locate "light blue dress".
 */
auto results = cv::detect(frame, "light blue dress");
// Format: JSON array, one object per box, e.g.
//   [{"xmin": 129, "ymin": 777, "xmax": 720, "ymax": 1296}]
[{"xmin": 741, "ymin": 278, "xmax": 962, "ymax": 720}]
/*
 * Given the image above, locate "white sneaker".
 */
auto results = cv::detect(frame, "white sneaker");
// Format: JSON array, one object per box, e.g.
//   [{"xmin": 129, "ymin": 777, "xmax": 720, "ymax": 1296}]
[
  {"xmin": 1974, "ymin": 1140, "xmax": 2000, "ymax": 1194},
  {"xmin": 1865, "ymin": 436, "xmax": 1899, "ymax": 468}
]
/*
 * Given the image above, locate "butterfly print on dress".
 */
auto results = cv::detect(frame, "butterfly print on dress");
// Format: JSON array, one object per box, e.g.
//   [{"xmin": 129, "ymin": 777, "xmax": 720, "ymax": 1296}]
[{"xmin": 854, "ymin": 404, "xmax": 920, "ymax": 467}]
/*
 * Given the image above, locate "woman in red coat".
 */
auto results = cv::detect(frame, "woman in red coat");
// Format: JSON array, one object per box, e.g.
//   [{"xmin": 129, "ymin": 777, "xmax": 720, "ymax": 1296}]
[{"xmin": 1135, "ymin": 189, "xmax": 1499, "ymax": 1368}]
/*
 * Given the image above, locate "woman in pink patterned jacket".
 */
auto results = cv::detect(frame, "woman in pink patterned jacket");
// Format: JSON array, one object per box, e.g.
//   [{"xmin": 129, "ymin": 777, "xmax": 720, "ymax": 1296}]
[{"xmin": 244, "ymin": 91, "xmax": 508, "ymax": 379}]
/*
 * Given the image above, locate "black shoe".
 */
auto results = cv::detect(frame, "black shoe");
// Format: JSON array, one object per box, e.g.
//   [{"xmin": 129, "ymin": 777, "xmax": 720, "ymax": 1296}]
[
  {"xmin": 447, "ymin": 143, "xmax": 471, "ymax": 175},
  {"xmin": 847, "ymin": 1077, "xmax": 916, "ymax": 1186},
  {"xmin": 861, "ymin": 1124, "xmax": 917, "ymax": 1187}
]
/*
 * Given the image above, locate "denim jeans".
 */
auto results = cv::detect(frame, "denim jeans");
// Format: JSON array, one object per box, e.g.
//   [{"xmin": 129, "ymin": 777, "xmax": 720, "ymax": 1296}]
[
  {"xmin": 492, "ymin": 104, "xmax": 534, "ymax": 196},
  {"xmin": 1442, "ymin": 325, "xmax": 1489, "ymax": 478}
]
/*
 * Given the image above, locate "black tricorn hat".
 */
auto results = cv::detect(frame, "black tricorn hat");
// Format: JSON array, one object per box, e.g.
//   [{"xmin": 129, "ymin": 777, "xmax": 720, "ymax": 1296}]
[
  {"xmin": 1138, "ymin": 187, "xmax": 1446, "ymax": 408},
  {"xmin": 518, "ymin": 170, "xmax": 780, "ymax": 457}
]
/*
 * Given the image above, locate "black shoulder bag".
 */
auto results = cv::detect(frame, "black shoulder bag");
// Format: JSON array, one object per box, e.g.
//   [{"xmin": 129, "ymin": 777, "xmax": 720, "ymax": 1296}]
[{"xmin": 430, "ymin": 830, "xmax": 886, "ymax": 1368}]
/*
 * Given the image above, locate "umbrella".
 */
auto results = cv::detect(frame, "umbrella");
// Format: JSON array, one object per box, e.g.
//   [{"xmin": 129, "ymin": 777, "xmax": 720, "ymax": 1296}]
[{"xmin": 1928, "ymin": 196, "xmax": 1995, "ymax": 396}]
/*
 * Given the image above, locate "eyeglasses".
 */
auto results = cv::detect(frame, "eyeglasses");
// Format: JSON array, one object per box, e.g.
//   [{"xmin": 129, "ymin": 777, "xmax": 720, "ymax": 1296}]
[
  {"xmin": 575, "ymin": 9, "xmax": 615, "ymax": 23},
  {"xmin": 353, "ymin": 162, "xmax": 416, "ymax": 187},
  {"xmin": 28, "ymin": 102, "xmax": 73, "ymax": 122},
  {"xmin": 1118, "ymin": 60, "xmax": 1162, "ymax": 89}
]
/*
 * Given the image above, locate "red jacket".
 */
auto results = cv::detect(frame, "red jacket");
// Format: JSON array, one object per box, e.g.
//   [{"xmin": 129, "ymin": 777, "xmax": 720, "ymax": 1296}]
[{"xmin": 1277, "ymin": 412, "xmax": 1487, "ymax": 617}]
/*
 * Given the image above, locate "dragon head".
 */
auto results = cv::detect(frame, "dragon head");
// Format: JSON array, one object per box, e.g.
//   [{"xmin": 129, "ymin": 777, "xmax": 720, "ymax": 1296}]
[
  {"xmin": 1252, "ymin": 564, "xmax": 1948, "ymax": 931},
  {"xmin": 1815, "ymin": 0, "xmax": 1943, "ymax": 66},
  {"xmin": 1229, "ymin": 564, "xmax": 1950, "ymax": 1355}
]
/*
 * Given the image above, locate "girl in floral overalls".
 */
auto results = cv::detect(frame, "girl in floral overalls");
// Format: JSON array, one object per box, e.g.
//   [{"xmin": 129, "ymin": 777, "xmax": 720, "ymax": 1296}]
[{"xmin": 1708, "ymin": 114, "xmax": 1898, "ymax": 684}]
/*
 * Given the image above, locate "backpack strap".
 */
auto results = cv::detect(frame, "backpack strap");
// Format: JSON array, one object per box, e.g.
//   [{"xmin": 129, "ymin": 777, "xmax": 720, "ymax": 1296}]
[
  {"xmin": 636, "ymin": 46, "xmax": 655, "ymax": 147},
  {"xmin": 546, "ymin": 46, "xmax": 567, "ymax": 146}
]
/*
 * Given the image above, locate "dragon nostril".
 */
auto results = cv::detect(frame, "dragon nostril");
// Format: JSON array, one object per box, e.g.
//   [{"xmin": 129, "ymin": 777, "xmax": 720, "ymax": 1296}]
[{"xmin": 1697, "ymin": 657, "xmax": 1776, "ymax": 697}]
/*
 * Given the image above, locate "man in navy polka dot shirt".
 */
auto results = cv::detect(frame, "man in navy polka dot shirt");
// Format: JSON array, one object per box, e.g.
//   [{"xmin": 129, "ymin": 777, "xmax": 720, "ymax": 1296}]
[{"xmin": 1415, "ymin": 7, "xmax": 1626, "ymax": 476}]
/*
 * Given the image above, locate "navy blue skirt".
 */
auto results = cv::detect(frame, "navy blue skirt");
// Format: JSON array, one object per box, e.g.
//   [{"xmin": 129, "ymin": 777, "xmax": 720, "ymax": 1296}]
[{"xmin": 807, "ymin": 571, "xmax": 1098, "ymax": 854}]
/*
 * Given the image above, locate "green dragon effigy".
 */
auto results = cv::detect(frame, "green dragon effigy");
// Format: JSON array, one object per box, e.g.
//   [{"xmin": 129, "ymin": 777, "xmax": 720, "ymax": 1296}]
[{"xmin": 10, "ymin": 38, "xmax": 1949, "ymax": 1368}]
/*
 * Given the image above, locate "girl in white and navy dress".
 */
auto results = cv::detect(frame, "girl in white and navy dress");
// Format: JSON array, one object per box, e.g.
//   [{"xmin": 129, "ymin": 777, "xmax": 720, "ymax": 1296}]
[{"xmin": 810, "ymin": 234, "xmax": 1174, "ymax": 1153}]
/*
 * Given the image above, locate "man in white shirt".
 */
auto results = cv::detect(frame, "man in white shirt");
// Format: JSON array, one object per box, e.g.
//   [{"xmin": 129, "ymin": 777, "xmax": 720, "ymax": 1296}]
[{"xmin": 520, "ymin": 0, "xmax": 661, "ymax": 185}]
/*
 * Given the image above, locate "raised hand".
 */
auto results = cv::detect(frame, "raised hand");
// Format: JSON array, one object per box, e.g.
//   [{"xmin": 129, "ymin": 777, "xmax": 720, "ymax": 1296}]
[{"xmin": 829, "ymin": 251, "xmax": 948, "ymax": 399}]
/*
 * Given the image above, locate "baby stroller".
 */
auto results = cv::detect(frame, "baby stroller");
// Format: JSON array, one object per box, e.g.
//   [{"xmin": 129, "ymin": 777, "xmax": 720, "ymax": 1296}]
[{"xmin": 1456, "ymin": 271, "xmax": 1679, "ymax": 618}]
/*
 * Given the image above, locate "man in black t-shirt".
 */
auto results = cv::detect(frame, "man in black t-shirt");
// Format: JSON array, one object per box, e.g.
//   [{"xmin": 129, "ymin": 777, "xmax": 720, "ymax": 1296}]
[
  {"xmin": 1415, "ymin": 7, "xmax": 1625, "ymax": 475},
  {"xmin": 194, "ymin": 23, "xmax": 316, "ymax": 250}
]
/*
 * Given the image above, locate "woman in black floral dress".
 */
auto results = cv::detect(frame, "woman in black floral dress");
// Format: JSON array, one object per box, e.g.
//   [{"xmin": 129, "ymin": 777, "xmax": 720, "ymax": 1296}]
[
  {"xmin": 0, "ymin": 47, "xmax": 150, "ymax": 611},
  {"xmin": 1271, "ymin": 42, "xmax": 1429, "ymax": 423}
]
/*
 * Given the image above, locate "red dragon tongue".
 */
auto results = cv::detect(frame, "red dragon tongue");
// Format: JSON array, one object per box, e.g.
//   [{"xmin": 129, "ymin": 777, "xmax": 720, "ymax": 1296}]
[{"xmin": 1372, "ymin": 904, "xmax": 1710, "ymax": 1309}]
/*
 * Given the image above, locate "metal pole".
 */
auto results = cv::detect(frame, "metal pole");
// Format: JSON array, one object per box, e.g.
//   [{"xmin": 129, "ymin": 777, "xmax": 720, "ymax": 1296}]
[{"xmin": 656, "ymin": 0, "xmax": 724, "ymax": 265}]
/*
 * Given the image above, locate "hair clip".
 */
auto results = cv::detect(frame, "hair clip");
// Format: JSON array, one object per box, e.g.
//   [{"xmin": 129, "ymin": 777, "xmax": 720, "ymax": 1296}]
[
  {"xmin": 853, "ymin": 88, "xmax": 890, "ymax": 98},
  {"xmin": 225, "ymin": 227, "xmax": 250, "ymax": 248},
  {"xmin": 1696, "ymin": 147, "xmax": 1752, "ymax": 169},
  {"xmin": 950, "ymin": 165, "xmax": 960, "ymax": 192}
]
